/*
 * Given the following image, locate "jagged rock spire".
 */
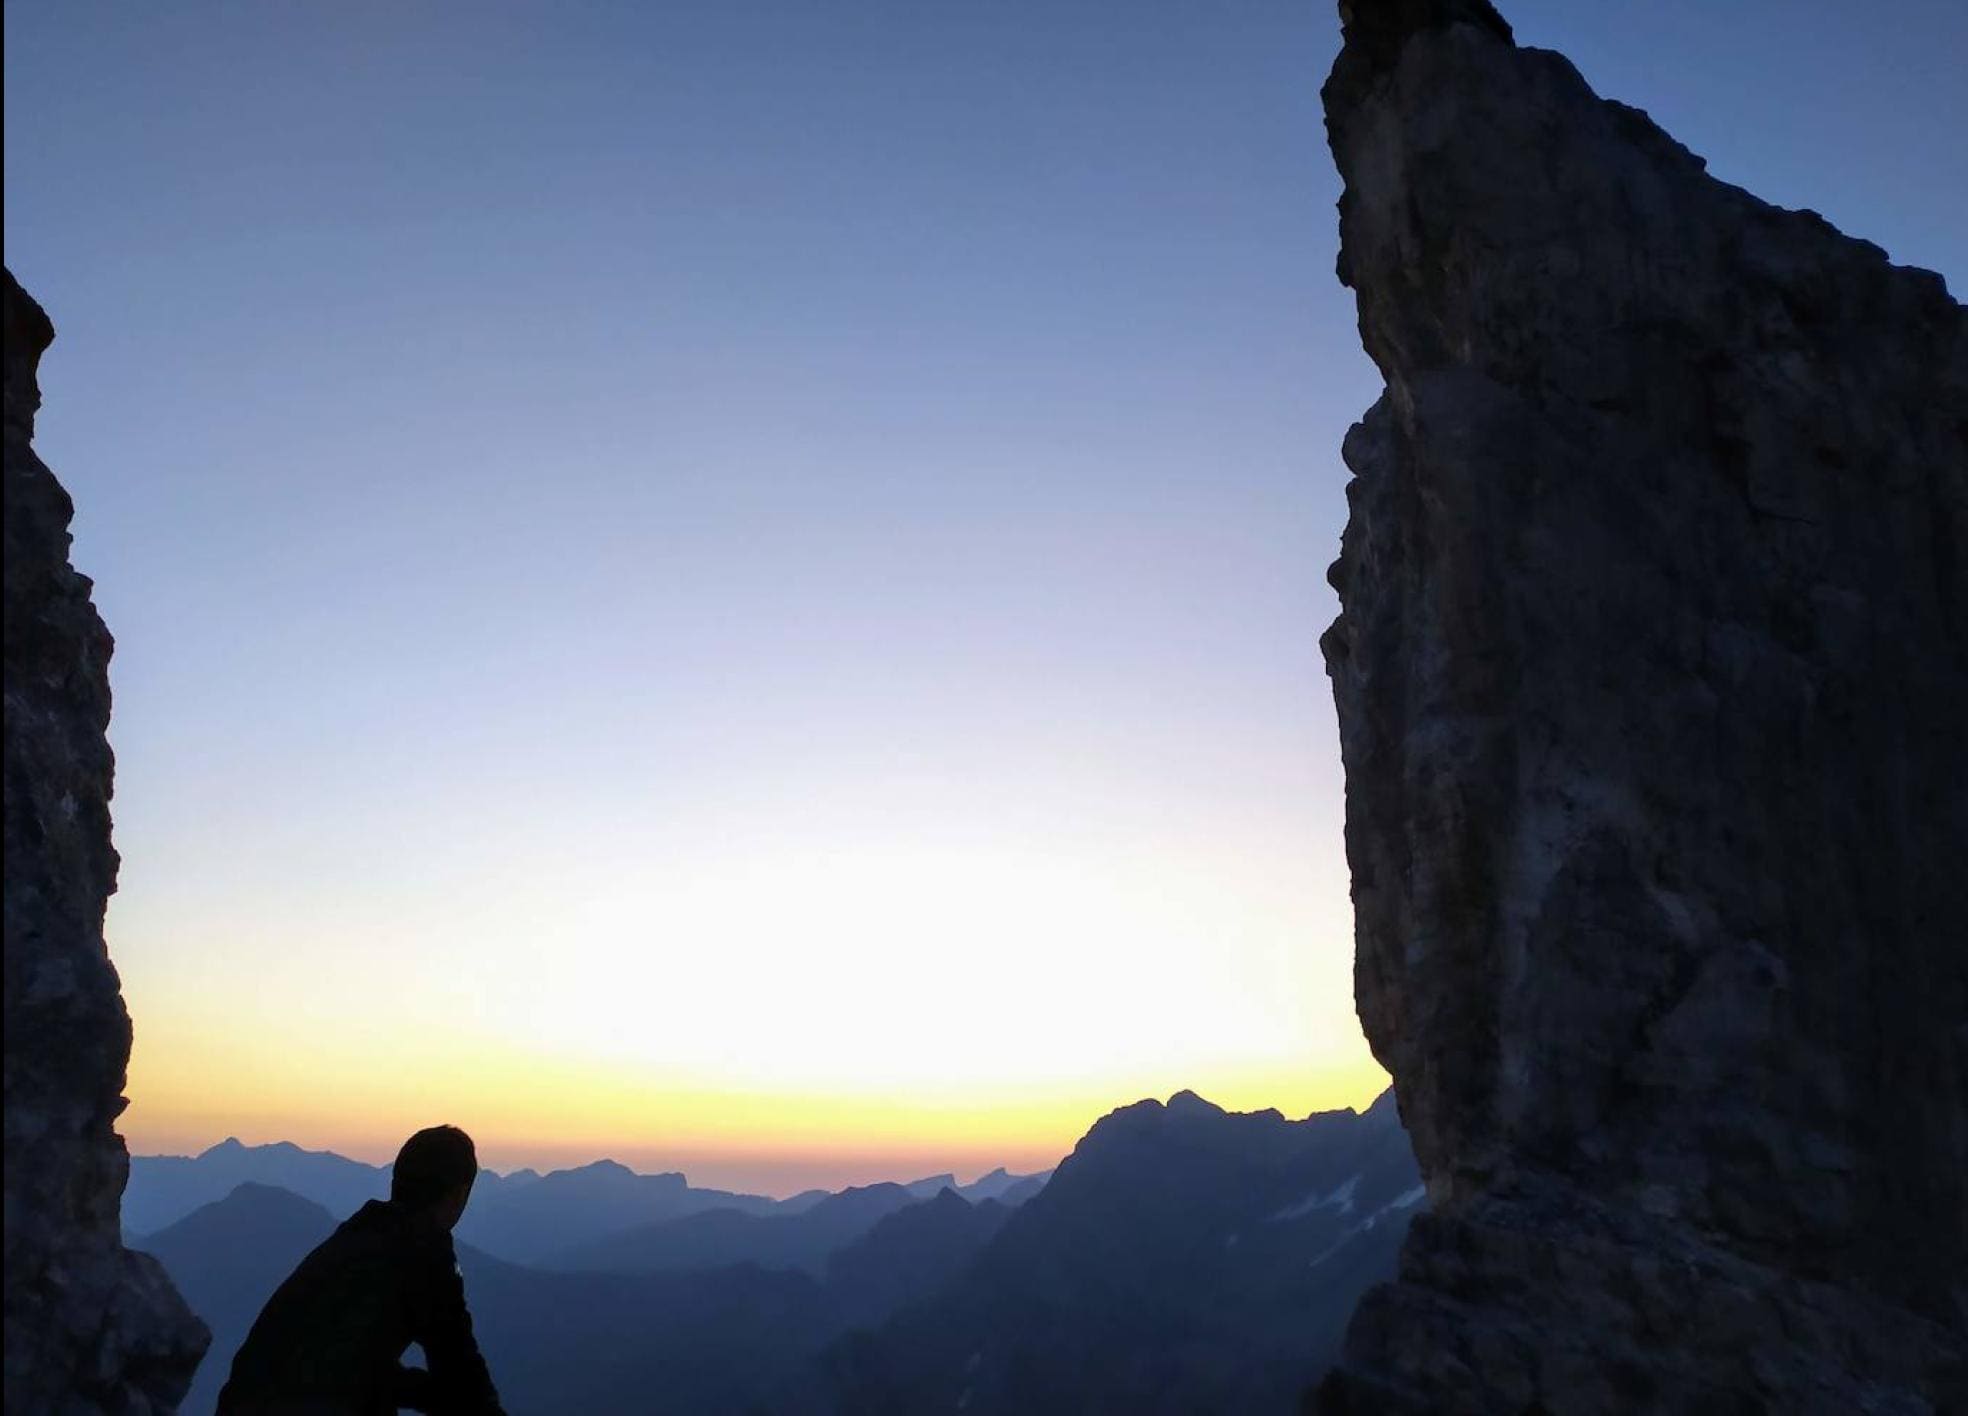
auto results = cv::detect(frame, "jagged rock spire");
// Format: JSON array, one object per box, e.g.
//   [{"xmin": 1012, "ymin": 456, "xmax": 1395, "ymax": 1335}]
[
  {"xmin": 3, "ymin": 267, "xmax": 209, "ymax": 1411},
  {"xmin": 1314, "ymin": 2, "xmax": 1967, "ymax": 1409}
]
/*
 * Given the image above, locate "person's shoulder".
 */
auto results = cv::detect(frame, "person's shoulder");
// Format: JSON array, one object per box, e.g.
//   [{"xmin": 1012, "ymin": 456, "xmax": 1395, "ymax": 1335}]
[
  {"xmin": 341, "ymin": 1200, "xmax": 444, "ymax": 1258},
  {"xmin": 342, "ymin": 1198, "xmax": 396, "ymax": 1230}
]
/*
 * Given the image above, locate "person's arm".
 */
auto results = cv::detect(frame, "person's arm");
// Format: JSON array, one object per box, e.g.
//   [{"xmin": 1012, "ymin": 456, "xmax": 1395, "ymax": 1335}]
[{"xmin": 408, "ymin": 1237, "xmax": 505, "ymax": 1416}]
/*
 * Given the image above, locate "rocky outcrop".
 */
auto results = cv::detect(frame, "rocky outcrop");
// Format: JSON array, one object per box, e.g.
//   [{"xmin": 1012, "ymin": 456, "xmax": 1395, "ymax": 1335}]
[
  {"xmin": 4, "ymin": 268, "xmax": 208, "ymax": 1411},
  {"xmin": 1315, "ymin": 3, "xmax": 1967, "ymax": 1411}
]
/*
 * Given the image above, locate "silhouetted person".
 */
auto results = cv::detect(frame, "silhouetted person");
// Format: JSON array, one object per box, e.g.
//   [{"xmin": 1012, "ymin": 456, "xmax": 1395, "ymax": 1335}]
[{"xmin": 217, "ymin": 1125, "xmax": 505, "ymax": 1416}]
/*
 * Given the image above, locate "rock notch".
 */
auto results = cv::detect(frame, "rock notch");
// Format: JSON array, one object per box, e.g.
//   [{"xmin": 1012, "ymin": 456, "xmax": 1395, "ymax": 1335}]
[
  {"xmin": 4, "ymin": 268, "xmax": 208, "ymax": 1410},
  {"xmin": 1316, "ymin": 3, "xmax": 1966, "ymax": 1411}
]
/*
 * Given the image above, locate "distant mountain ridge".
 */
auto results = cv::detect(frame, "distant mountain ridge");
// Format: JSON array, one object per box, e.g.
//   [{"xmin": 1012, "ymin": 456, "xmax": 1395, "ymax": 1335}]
[
  {"xmin": 822, "ymin": 1188, "xmax": 1012, "ymax": 1331},
  {"xmin": 548, "ymin": 1180, "xmax": 923, "ymax": 1275},
  {"xmin": 124, "ymin": 1139, "xmax": 392, "ymax": 1239},
  {"xmin": 125, "ymin": 1139, "xmax": 1052, "ymax": 1266},
  {"xmin": 460, "ymin": 1158, "xmax": 779, "ymax": 1265},
  {"xmin": 134, "ymin": 1176, "xmax": 1028, "ymax": 1415},
  {"xmin": 129, "ymin": 1092, "xmax": 1412, "ymax": 1415},
  {"xmin": 135, "ymin": 1184, "xmax": 836, "ymax": 1415}
]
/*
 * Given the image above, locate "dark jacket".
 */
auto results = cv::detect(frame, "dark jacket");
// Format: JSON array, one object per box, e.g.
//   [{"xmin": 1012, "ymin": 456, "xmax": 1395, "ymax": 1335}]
[{"xmin": 217, "ymin": 1199, "xmax": 504, "ymax": 1416}]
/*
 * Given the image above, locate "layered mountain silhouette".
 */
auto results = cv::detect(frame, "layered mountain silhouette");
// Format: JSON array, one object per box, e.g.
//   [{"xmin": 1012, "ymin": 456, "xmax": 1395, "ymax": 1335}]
[
  {"xmin": 137, "ymin": 1184, "xmax": 835, "ymax": 1414},
  {"xmin": 127, "ymin": 1142, "xmax": 1051, "ymax": 1267},
  {"xmin": 129, "ymin": 1145, "xmax": 772, "ymax": 1265},
  {"xmin": 460, "ymin": 1161, "xmax": 782, "ymax": 1265},
  {"xmin": 130, "ymin": 1092, "xmax": 1414, "ymax": 1415},
  {"xmin": 549, "ymin": 1181, "xmax": 925, "ymax": 1275},
  {"xmin": 821, "ymin": 1187, "xmax": 1013, "ymax": 1330},
  {"xmin": 959, "ymin": 1166, "xmax": 1050, "ymax": 1206},
  {"xmin": 124, "ymin": 1140, "xmax": 393, "ymax": 1238},
  {"xmin": 822, "ymin": 1088, "xmax": 1422, "ymax": 1413}
]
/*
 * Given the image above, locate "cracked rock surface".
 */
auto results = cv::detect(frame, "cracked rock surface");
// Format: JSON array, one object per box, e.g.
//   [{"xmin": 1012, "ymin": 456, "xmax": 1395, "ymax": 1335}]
[
  {"xmin": 4, "ymin": 268, "xmax": 208, "ymax": 1412},
  {"xmin": 1316, "ymin": 3, "xmax": 1967, "ymax": 1411}
]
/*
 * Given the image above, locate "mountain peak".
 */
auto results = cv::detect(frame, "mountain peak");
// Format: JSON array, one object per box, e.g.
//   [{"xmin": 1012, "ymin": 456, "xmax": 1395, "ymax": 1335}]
[
  {"xmin": 220, "ymin": 1180, "xmax": 329, "ymax": 1211},
  {"xmin": 544, "ymin": 1158, "xmax": 686, "ymax": 1187},
  {"xmin": 1165, "ymin": 1090, "xmax": 1224, "ymax": 1117}
]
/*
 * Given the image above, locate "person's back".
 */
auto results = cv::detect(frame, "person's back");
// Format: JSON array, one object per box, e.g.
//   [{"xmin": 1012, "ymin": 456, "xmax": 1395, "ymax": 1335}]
[{"xmin": 218, "ymin": 1125, "xmax": 504, "ymax": 1416}]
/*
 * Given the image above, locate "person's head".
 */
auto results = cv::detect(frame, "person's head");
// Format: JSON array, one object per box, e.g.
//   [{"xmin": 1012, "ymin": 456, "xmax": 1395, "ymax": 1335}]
[{"xmin": 392, "ymin": 1125, "xmax": 477, "ymax": 1230}]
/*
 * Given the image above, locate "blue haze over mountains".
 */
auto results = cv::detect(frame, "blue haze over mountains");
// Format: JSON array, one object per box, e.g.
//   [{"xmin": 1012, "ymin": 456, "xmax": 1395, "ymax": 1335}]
[
  {"xmin": 129, "ymin": 1092, "xmax": 1417, "ymax": 1414},
  {"xmin": 126, "ymin": 1140, "xmax": 1046, "ymax": 1268}
]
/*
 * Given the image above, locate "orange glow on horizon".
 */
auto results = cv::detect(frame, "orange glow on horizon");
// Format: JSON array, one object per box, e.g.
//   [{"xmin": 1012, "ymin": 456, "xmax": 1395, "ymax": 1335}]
[
  {"xmin": 110, "ymin": 813, "xmax": 1383, "ymax": 1196},
  {"xmin": 120, "ymin": 1009, "xmax": 1388, "ymax": 1196}
]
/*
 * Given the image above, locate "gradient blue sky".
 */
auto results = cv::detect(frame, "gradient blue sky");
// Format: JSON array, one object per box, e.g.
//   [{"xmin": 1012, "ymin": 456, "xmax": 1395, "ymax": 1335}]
[{"xmin": 6, "ymin": 1, "xmax": 1963, "ymax": 1192}]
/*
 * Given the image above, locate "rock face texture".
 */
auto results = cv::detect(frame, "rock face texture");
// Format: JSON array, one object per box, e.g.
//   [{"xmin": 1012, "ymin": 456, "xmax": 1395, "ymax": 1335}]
[
  {"xmin": 4, "ymin": 268, "xmax": 208, "ymax": 1411},
  {"xmin": 1315, "ymin": 3, "xmax": 1967, "ymax": 1412}
]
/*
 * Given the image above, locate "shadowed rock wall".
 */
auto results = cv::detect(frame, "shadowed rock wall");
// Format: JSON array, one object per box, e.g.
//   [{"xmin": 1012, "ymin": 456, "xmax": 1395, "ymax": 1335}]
[
  {"xmin": 1316, "ymin": 2, "xmax": 1966, "ymax": 1410},
  {"xmin": 4, "ymin": 268, "xmax": 208, "ymax": 1411}
]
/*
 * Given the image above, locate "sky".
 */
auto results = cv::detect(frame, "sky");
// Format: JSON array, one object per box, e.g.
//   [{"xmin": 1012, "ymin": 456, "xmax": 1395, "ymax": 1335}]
[{"xmin": 5, "ymin": 1, "xmax": 1963, "ymax": 1195}]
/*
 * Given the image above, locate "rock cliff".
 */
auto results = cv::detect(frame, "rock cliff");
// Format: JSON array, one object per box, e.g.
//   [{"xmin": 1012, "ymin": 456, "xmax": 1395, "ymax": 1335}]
[
  {"xmin": 4, "ymin": 268, "xmax": 208, "ymax": 1410},
  {"xmin": 1316, "ymin": 3, "xmax": 1967, "ymax": 1411}
]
